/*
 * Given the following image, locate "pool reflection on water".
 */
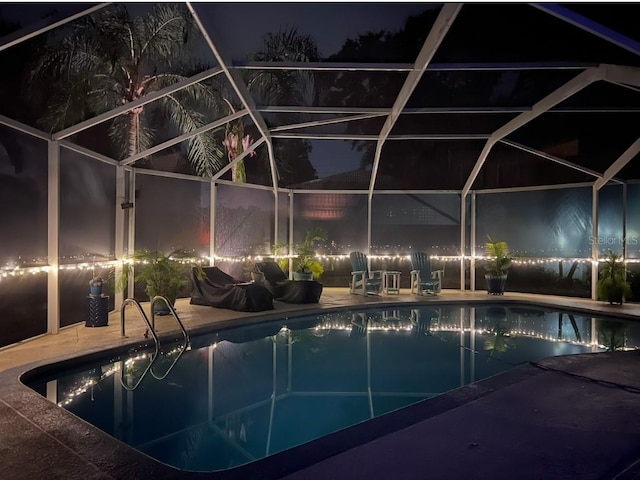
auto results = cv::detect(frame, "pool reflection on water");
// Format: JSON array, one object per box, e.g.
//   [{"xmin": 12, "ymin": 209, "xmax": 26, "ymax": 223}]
[{"xmin": 24, "ymin": 304, "xmax": 639, "ymax": 472}]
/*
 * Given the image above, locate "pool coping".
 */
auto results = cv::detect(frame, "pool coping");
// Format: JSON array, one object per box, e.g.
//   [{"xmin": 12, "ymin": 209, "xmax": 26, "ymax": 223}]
[{"xmin": 2, "ymin": 293, "xmax": 640, "ymax": 479}]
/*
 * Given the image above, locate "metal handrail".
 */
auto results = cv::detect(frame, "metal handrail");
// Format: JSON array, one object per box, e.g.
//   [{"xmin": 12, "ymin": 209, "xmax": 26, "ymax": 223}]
[
  {"xmin": 150, "ymin": 296, "xmax": 190, "ymax": 347},
  {"xmin": 149, "ymin": 340, "xmax": 188, "ymax": 381},
  {"xmin": 119, "ymin": 298, "xmax": 160, "ymax": 391}
]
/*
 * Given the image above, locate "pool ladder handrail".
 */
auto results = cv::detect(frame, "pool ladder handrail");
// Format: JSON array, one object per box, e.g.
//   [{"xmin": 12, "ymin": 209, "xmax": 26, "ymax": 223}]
[
  {"xmin": 149, "ymin": 295, "xmax": 190, "ymax": 381},
  {"xmin": 119, "ymin": 297, "xmax": 190, "ymax": 389},
  {"xmin": 119, "ymin": 298, "xmax": 160, "ymax": 391},
  {"xmin": 120, "ymin": 297, "xmax": 160, "ymax": 349},
  {"xmin": 149, "ymin": 296, "xmax": 190, "ymax": 347}
]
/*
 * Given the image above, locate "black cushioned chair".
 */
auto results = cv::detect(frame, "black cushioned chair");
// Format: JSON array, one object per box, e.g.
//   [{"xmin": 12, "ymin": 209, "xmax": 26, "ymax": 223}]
[
  {"xmin": 190, "ymin": 266, "xmax": 273, "ymax": 312},
  {"xmin": 255, "ymin": 261, "xmax": 323, "ymax": 304}
]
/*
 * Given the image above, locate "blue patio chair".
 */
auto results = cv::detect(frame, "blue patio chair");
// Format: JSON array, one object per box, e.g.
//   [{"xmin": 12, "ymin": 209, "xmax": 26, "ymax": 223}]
[
  {"xmin": 409, "ymin": 251, "xmax": 443, "ymax": 296},
  {"xmin": 349, "ymin": 251, "xmax": 383, "ymax": 296}
]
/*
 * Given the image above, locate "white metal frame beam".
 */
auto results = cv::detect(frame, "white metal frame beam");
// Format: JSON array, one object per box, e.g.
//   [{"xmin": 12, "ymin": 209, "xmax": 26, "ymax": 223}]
[
  {"xmin": 462, "ymin": 66, "xmax": 605, "ymax": 197},
  {"xmin": 0, "ymin": 3, "xmax": 109, "ymax": 53},
  {"xmin": 233, "ymin": 60, "xmax": 594, "ymax": 72},
  {"xmin": 211, "ymin": 137, "xmax": 267, "ymax": 181},
  {"xmin": 499, "ymin": 139, "xmax": 624, "ymax": 184},
  {"xmin": 594, "ymin": 137, "xmax": 640, "ymax": 190},
  {"xmin": 120, "ymin": 109, "xmax": 248, "ymax": 166},
  {"xmin": 186, "ymin": 2, "xmax": 279, "ymax": 194},
  {"xmin": 59, "ymin": 140, "xmax": 120, "ymax": 166},
  {"xmin": 0, "ymin": 114, "xmax": 51, "ymax": 141},
  {"xmin": 259, "ymin": 105, "xmax": 640, "ymax": 115},
  {"xmin": 114, "ymin": 166, "xmax": 126, "ymax": 308},
  {"xmin": 269, "ymin": 113, "xmax": 387, "ymax": 133},
  {"xmin": 272, "ymin": 133, "xmax": 487, "ymax": 141},
  {"xmin": 47, "ymin": 140, "xmax": 60, "ymax": 334},
  {"xmin": 601, "ymin": 64, "xmax": 640, "ymax": 88},
  {"xmin": 370, "ymin": 3, "xmax": 463, "ymax": 197},
  {"xmin": 53, "ymin": 66, "xmax": 224, "ymax": 140}
]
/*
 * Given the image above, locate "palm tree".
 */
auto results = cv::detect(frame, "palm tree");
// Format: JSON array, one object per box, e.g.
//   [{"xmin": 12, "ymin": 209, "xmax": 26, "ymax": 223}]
[
  {"xmin": 244, "ymin": 28, "xmax": 320, "ymax": 184},
  {"xmin": 31, "ymin": 4, "xmax": 225, "ymax": 176},
  {"xmin": 31, "ymin": 8, "xmax": 321, "ymax": 182}
]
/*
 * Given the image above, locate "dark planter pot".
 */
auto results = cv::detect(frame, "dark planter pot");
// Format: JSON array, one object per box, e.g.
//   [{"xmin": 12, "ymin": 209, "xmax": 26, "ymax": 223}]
[
  {"xmin": 89, "ymin": 277, "xmax": 103, "ymax": 296},
  {"xmin": 149, "ymin": 289, "xmax": 177, "ymax": 316},
  {"xmin": 606, "ymin": 285, "xmax": 624, "ymax": 305},
  {"xmin": 293, "ymin": 272, "xmax": 313, "ymax": 281},
  {"xmin": 485, "ymin": 274, "xmax": 508, "ymax": 295}
]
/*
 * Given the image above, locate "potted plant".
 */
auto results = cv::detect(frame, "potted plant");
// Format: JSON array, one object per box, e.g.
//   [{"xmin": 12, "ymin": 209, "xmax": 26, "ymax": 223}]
[
  {"xmin": 597, "ymin": 250, "xmax": 631, "ymax": 305},
  {"xmin": 484, "ymin": 236, "xmax": 512, "ymax": 295},
  {"xmin": 275, "ymin": 227, "xmax": 329, "ymax": 280},
  {"xmin": 117, "ymin": 249, "xmax": 194, "ymax": 314}
]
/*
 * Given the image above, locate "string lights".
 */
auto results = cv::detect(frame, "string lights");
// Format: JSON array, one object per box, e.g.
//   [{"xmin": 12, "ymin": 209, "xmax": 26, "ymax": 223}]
[{"xmin": 4, "ymin": 253, "xmax": 638, "ymax": 279}]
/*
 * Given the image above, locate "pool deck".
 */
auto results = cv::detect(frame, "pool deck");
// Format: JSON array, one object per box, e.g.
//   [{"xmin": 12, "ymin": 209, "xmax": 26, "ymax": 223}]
[{"xmin": 0, "ymin": 288, "xmax": 639, "ymax": 479}]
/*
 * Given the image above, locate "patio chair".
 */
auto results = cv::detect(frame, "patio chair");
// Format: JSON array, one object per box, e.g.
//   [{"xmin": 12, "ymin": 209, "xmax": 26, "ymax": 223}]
[
  {"xmin": 349, "ymin": 251, "xmax": 383, "ymax": 296},
  {"xmin": 409, "ymin": 251, "xmax": 443, "ymax": 296},
  {"xmin": 255, "ymin": 261, "xmax": 323, "ymax": 304}
]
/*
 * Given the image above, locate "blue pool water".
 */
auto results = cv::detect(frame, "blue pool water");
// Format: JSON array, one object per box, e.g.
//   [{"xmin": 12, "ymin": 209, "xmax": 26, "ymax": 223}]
[{"xmin": 24, "ymin": 303, "xmax": 639, "ymax": 472}]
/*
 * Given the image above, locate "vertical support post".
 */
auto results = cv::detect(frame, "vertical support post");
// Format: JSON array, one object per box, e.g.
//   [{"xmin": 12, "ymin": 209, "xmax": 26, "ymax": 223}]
[
  {"xmin": 460, "ymin": 193, "xmax": 466, "ymax": 291},
  {"xmin": 209, "ymin": 182, "xmax": 217, "ymax": 266},
  {"xmin": 273, "ymin": 189, "xmax": 279, "ymax": 249},
  {"xmin": 127, "ymin": 170, "xmax": 136, "ymax": 299},
  {"xmin": 47, "ymin": 140, "xmax": 60, "ymax": 335},
  {"xmin": 459, "ymin": 307, "xmax": 465, "ymax": 387},
  {"xmin": 367, "ymin": 192, "xmax": 373, "ymax": 272},
  {"xmin": 622, "ymin": 183, "xmax": 627, "ymax": 279},
  {"xmin": 469, "ymin": 307, "xmax": 476, "ymax": 383},
  {"xmin": 470, "ymin": 192, "xmax": 477, "ymax": 291},
  {"xmin": 114, "ymin": 166, "xmax": 126, "ymax": 308},
  {"xmin": 591, "ymin": 185, "xmax": 599, "ymax": 300},
  {"xmin": 288, "ymin": 191, "xmax": 294, "ymax": 280}
]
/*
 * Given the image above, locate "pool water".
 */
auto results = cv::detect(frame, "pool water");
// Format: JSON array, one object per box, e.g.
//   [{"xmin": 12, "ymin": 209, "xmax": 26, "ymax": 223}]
[{"xmin": 24, "ymin": 304, "xmax": 639, "ymax": 472}]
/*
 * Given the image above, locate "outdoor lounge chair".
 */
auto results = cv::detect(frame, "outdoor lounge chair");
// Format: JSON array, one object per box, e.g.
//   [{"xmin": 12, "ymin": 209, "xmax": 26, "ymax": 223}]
[
  {"xmin": 255, "ymin": 261, "xmax": 323, "ymax": 304},
  {"xmin": 409, "ymin": 251, "xmax": 443, "ymax": 295},
  {"xmin": 349, "ymin": 251, "xmax": 383, "ymax": 296},
  {"xmin": 190, "ymin": 266, "xmax": 274, "ymax": 312}
]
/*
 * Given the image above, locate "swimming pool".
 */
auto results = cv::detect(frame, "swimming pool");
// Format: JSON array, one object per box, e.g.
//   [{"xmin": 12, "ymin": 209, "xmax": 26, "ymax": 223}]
[{"xmin": 23, "ymin": 303, "xmax": 639, "ymax": 473}]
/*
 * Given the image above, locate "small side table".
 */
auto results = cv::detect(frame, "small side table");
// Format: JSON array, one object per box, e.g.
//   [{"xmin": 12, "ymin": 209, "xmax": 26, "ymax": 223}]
[
  {"xmin": 85, "ymin": 295, "xmax": 110, "ymax": 327},
  {"xmin": 383, "ymin": 271, "xmax": 401, "ymax": 295}
]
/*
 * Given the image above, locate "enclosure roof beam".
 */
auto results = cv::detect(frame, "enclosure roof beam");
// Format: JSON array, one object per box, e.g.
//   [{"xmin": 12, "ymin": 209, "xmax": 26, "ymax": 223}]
[
  {"xmin": 259, "ymin": 106, "xmax": 392, "ymax": 114},
  {"xmin": 368, "ymin": 3, "xmax": 463, "ymax": 198},
  {"xmin": 0, "ymin": 3, "xmax": 109, "ymax": 53},
  {"xmin": 269, "ymin": 113, "xmax": 387, "ymax": 133},
  {"xmin": 259, "ymin": 105, "xmax": 640, "ymax": 115},
  {"xmin": 499, "ymin": 139, "xmax": 624, "ymax": 184},
  {"xmin": 233, "ymin": 60, "xmax": 594, "ymax": 72},
  {"xmin": 461, "ymin": 66, "xmax": 605, "ymax": 197},
  {"xmin": 601, "ymin": 64, "xmax": 640, "ymax": 88},
  {"xmin": 531, "ymin": 3, "xmax": 640, "ymax": 57},
  {"xmin": 0, "ymin": 114, "xmax": 51, "ymax": 141},
  {"xmin": 120, "ymin": 109, "xmax": 248, "ymax": 166},
  {"xmin": 187, "ymin": 2, "xmax": 279, "ymax": 194},
  {"xmin": 53, "ymin": 66, "xmax": 224, "ymax": 140},
  {"xmin": 59, "ymin": 140, "xmax": 119, "ymax": 166},
  {"xmin": 594, "ymin": 137, "xmax": 640, "ymax": 190},
  {"xmin": 211, "ymin": 138, "xmax": 266, "ymax": 182},
  {"xmin": 272, "ymin": 133, "xmax": 488, "ymax": 141}
]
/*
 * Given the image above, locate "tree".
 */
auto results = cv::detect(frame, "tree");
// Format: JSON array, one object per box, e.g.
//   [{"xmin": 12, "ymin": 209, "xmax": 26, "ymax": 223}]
[
  {"xmin": 244, "ymin": 28, "xmax": 320, "ymax": 186},
  {"xmin": 31, "ymin": 4, "xmax": 225, "ymax": 176},
  {"xmin": 30, "ymin": 8, "xmax": 321, "ymax": 184}
]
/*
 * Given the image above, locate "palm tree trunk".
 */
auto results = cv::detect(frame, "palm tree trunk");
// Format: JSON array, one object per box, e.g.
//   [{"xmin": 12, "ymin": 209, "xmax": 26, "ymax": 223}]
[
  {"xmin": 127, "ymin": 108, "xmax": 146, "ymax": 167},
  {"xmin": 231, "ymin": 123, "xmax": 246, "ymax": 183}
]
